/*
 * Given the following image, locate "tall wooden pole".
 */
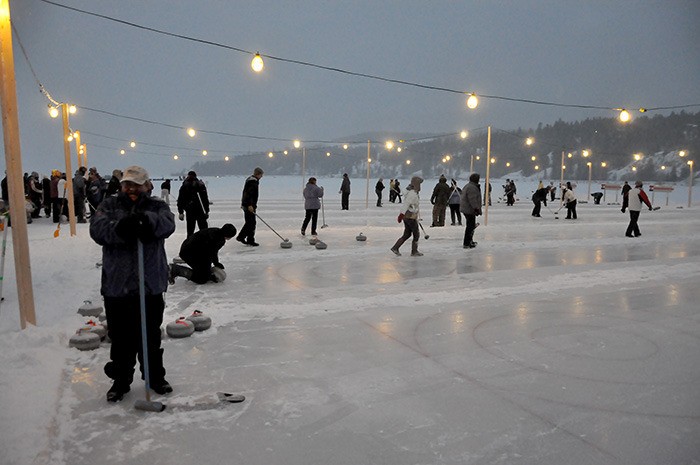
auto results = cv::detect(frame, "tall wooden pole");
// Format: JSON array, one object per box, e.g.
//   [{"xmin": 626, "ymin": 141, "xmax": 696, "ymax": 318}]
[
  {"xmin": 560, "ymin": 150, "xmax": 565, "ymax": 192},
  {"xmin": 0, "ymin": 0, "xmax": 37, "ymax": 328},
  {"xmin": 365, "ymin": 140, "xmax": 370, "ymax": 209},
  {"xmin": 74, "ymin": 130, "xmax": 82, "ymax": 167},
  {"xmin": 484, "ymin": 126, "xmax": 491, "ymax": 226},
  {"xmin": 301, "ymin": 147, "xmax": 306, "ymax": 191},
  {"xmin": 61, "ymin": 104, "xmax": 77, "ymax": 236},
  {"xmin": 689, "ymin": 161, "xmax": 694, "ymax": 208}
]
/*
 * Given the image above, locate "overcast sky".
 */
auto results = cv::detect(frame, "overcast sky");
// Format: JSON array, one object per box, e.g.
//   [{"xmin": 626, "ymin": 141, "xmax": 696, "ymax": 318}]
[{"xmin": 4, "ymin": 0, "xmax": 700, "ymax": 177}]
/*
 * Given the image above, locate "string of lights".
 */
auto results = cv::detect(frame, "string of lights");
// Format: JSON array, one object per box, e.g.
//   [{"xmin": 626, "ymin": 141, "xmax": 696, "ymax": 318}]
[{"xmin": 36, "ymin": 0, "xmax": 700, "ymax": 116}]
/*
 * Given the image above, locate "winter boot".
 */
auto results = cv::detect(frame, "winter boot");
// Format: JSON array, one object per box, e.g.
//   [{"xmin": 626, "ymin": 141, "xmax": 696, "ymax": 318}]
[
  {"xmin": 411, "ymin": 241, "xmax": 423, "ymax": 257},
  {"xmin": 169, "ymin": 264, "xmax": 192, "ymax": 283},
  {"xmin": 106, "ymin": 380, "xmax": 131, "ymax": 402},
  {"xmin": 391, "ymin": 237, "xmax": 406, "ymax": 256}
]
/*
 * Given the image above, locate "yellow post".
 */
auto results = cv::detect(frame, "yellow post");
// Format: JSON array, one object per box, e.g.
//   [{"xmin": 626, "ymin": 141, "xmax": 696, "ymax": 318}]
[
  {"xmin": 0, "ymin": 0, "xmax": 37, "ymax": 328},
  {"xmin": 689, "ymin": 161, "xmax": 694, "ymax": 208},
  {"xmin": 560, "ymin": 150, "xmax": 565, "ymax": 191},
  {"xmin": 61, "ymin": 104, "xmax": 77, "ymax": 236},
  {"xmin": 484, "ymin": 126, "xmax": 491, "ymax": 226},
  {"xmin": 365, "ymin": 140, "xmax": 370, "ymax": 209},
  {"xmin": 74, "ymin": 130, "xmax": 82, "ymax": 168}
]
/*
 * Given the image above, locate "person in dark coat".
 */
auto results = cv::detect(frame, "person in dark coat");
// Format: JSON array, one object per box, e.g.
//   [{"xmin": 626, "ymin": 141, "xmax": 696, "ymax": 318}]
[
  {"xmin": 27, "ymin": 172, "xmax": 43, "ymax": 218},
  {"xmin": 169, "ymin": 223, "xmax": 237, "ymax": 284},
  {"xmin": 620, "ymin": 181, "xmax": 632, "ymax": 212},
  {"xmin": 236, "ymin": 167, "xmax": 263, "ymax": 246},
  {"xmin": 375, "ymin": 178, "xmax": 385, "ymax": 207},
  {"xmin": 86, "ymin": 168, "xmax": 107, "ymax": 217},
  {"xmin": 41, "ymin": 175, "xmax": 52, "ymax": 217},
  {"xmin": 460, "ymin": 173, "xmax": 482, "ymax": 248},
  {"xmin": 448, "ymin": 179, "xmax": 462, "ymax": 225},
  {"xmin": 301, "ymin": 177, "xmax": 324, "ymax": 236},
  {"xmin": 339, "ymin": 173, "xmax": 351, "ymax": 210},
  {"xmin": 73, "ymin": 166, "xmax": 88, "ymax": 223},
  {"xmin": 394, "ymin": 179, "xmax": 402, "ymax": 203},
  {"xmin": 89, "ymin": 165, "xmax": 176, "ymax": 402},
  {"xmin": 531, "ymin": 182, "xmax": 550, "ymax": 217},
  {"xmin": 106, "ymin": 169, "xmax": 122, "ymax": 197},
  {"xmin": 177, "ymin": 171, "xmax": 210, "ymax": 238},
  {"xmin": 430, "ymin": 175, "xmax": 451, "ymax": 226},
  {"xmin": 625, "ymin": 181, "xmax": 652, "ymax": 237}
]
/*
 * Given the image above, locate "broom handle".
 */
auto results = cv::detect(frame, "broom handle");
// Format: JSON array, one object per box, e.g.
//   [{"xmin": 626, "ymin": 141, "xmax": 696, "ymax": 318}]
[{"xmin": 137, "ymin": 239, "xmax": 152, "ymax": 402}]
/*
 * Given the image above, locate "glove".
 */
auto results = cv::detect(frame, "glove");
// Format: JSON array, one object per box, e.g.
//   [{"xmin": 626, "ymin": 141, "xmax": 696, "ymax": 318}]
[
  {"xmin": 178, "ymin": 213, "xmax": 184, "ymax": 221},
  {"xmin": 621, "ymin": 208, "xmax": 626, "ymax": 213},
  {"xmin": 214, "ymin": 262, "xmax": 224, "ymax": 270},
  {"xmin": 134, "ymin": 213, "xmax": 155, "ymax": 242},
  {"xmin": 115, "ymin": 215, "xmax": 140, "ymax": 243},
  {"xmin": 649, "ymin": 207, "xmax": 653, "ymax": 211},
  {"xmin": 475, "ymin": 209, "xmax": 482, "ymax": 216},
  {"xmin": 247, "ymin": 206, "xmax": 255, "ymax": 214},
  {"xmin": 397, "ymin": 213, "xmax": 405, "ymax": 223},
  {"xmin": 204, "ymin": 213, "xmax": 209, "ymax": 220}
]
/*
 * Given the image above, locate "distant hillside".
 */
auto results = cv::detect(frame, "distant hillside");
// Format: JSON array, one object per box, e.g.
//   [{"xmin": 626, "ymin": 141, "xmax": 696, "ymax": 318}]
[{"xmin": 185, "ymin": 112, "xmax": 700, "ymax": 182}]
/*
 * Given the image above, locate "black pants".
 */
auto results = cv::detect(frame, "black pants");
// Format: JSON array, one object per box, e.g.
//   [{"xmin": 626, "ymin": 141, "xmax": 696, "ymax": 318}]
[
  {"xmin": 52, "ymin": 198, "xmax": 66, "ymax": 223},
  {"xmin": 185, "ymin": 210, "xmax": 208, "ymax": 238},
  {"xmin": 392, "ymin": 218, "xmax": 420, "ymax": 252},
  {"xmin": 341, "ymin": 193, "xmax": 349, "ymax": 210},
  {"xmin": 104, "ymin": 294, "xmax": 166, "ymax": 386},
  {"xmin": 449, "ymin": 204, "xmax": 462, "ymax": 224},
  {"xmin": 532, "ymin": 200, "xmax": 542, "ymax": 217},
  {"xmin": 566, "ymin": 199, "xmax": 577, "ymax": 219},
  {"xmin": 179, "ymin": 250, "xmax": 214, "ymax": 284},
  {"xmin": 507, "ymin": 193, "xmax": 515, "ymax": 205},
  {"xmin": 238, "ymin": 208, "xmax": 257, "ymax": 242},
  {"xmin": 626, "ymin": 210, "xmax": 641, "ymax": 236},
  {"xmin": 376, "ymin": 191, "xmax": 383, "ymax": 206},
  {"xmin": 301, "ymin": 208, "xmax": 319, "ymax": 235},
  {"xmin": 463, "ymin": 214, "xmax": 477, "ymax": 246},
  {"xmin": 74, "ymin": 195, "xmax": 86, "ymax": 221}
]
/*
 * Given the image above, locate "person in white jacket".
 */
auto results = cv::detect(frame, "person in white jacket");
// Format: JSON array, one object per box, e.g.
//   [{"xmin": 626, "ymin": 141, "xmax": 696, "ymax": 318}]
[
  {"xmin": 625, "ymin": 180, "xmax": 652, "ymax": 237},
  {"xmin": 561, "ymin": 181, "xmax": 577, "ymax": 219},
  {"xmin": 391, "ymin": 176, "xmax": 424, "ymax": 256}
]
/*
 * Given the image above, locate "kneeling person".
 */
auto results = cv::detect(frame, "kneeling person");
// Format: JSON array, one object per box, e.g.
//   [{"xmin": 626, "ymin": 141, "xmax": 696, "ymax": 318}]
[{"xmin": 170, "ymin": 223, "xmax": 237, "ymax": 284}]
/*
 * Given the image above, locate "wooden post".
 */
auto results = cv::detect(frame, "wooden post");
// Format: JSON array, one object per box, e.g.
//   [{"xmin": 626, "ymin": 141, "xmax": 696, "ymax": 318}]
[
  {"xmin": 484, "ymin": 126, "xmax": 491, "ymax": 226},
  {"xmin": 61, "ymin": 104, "xmax": 77, "ymax": 236},
  {"xmin": 0, "ymin": 0, "xmax": 37, "ymax": 328},
  {"xmin": 365, "ymin": 140, "xmax": 370, "ymax": 209},
  {"xmin": 301, "ymin": 147, "xmax": 306, "ymax": 191},
  {"xmin": 560, "ymin": 150, "xmax": 565, "ymax": 191},
  {"xmin": 689, "ymin": 161, "xmax": 694, "ymax": 208},
  {"xmin": 74, "ymin": 130, "xmax": 82, "ymax": 168}
]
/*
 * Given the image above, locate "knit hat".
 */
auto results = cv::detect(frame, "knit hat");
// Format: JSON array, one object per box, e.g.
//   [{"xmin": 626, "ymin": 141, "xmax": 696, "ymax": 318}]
[
  {"xmin": 635, "ymin": 180, "xmax": 643, "ymax": 187},
  {"xmin": 221, "ymin": 223, "xmax": 237, "ymax": 238}
]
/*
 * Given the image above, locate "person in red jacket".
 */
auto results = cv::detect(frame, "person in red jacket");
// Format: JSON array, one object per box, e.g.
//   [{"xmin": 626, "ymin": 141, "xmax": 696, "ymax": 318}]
[{"xmin": 625, "ymin": 180, "xmax": 652, "ymax": 237}]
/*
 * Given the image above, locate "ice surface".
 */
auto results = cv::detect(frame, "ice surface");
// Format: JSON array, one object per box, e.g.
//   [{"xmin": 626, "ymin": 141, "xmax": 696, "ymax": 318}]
[{"xmin": 0, "ymin": 175, "xmax": 699, "ymax": 464}]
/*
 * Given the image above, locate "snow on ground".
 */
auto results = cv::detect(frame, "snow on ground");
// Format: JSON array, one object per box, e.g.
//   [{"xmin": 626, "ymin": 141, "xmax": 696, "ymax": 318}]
[{"xmin": 1, "ymin": 175, "xmax": 699, "ymax": 465}]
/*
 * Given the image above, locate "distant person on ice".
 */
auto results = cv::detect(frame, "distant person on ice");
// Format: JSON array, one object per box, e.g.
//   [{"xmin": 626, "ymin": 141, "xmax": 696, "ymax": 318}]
[
  {"xmin": 237, "ymin": 167, "xmax": 264, "ymax": 246},
  {"xmin": 448, "ymin": 179, "xmax": 462, "ymax": 226},
  {"xmin": 169, "ymin": 223, "xmax": 237, "ymax": 284},
  {"xmin": 460, "ymin": 173, "xmax": 482, "ymax": 249},
  {"xmin": 375, "ymin": 178, "xmax": 385, "ymax": 207},
  {"xmin": 621, "ymin": 181, "xmax": 632, "ymax": 212},
  {"xmin": 339, "ymin": 173, "xmax": 351, "ymax": 210},
  {"xmin": 562, "ymin": 181, "xmax": 577, "ymax": 220},
  {"xmin": 89, "ymin": 165, "xmax": 176, "ymax": 402},
  {"xmin": 624, "ymin": 180, "xmax": 652, "ymax": 237},
  {"xmin": 531, "ymin": 181, "xmax": 550, "ymax": 217},
  {"xmin": 430, "ymin": 175, "xmax": 451, "ymax": 227},
  {"xmin": 391, "ymin": 176, "xmax": 424, "ymax": 256},
  {"xmin": 177, "ymin": 171, "xmax": 210, "ymax": 237},
  {"xmin": 301, "ymin": 177, "xmax": 324, "ymax": 237}
]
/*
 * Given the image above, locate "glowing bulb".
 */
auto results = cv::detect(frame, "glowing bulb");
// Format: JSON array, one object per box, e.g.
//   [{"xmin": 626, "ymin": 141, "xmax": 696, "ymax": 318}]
[
  {"xmin": 224, "ymin": 155, "xmax": 230, "ymax": 161},
  {"xmin": 688, "ymin": 160, "xmax": 694, "ymax": 166},
  {"xmin": 476, "ymin": 156, "xmax": 480, "ymax": 160},
  {"xmin": 68, "ymin": 105, "xmax": 77, "ymax": 114},
  {"xmin": 442, "ymin": 158, "xmax": 447, "ymax": 163},
  {"xmin": 120, "ymin": 149, "xmax": 125, "ymax": 155},
  {"xmin": 568, "ymin": 153, "xmax": 573, "ymax": 158},
  {"xmin": 460, "ymin": 130, "xmax": 468, "ymax": 139},
  {"xmin": 490, "ymin": 157, "xmax": 496, "ymax": 164},
  {"xmin": 130, "ymin": 141, "xmax": 136, "ymax": 148},
  {"xmin": 187, "ymin": 128, "xmax": 196, "ymax": 137},
  {"xmin": 619, "ymin": 109, "xmax": 631, "ymax": 122},
  {"xmin": 386, "ymin": 141, "xmax": 394, "ymax": 150},
  {"xmin": 343, "ymin": 144, "xmax": 348, "ymax": 150},
  {"xmin": 582, "ymin": 150, "xmax": 590, "ymax": 157},
  {"xmin": 293, "ymin": 139, "xmax": 301, "ymax": 149},
  {"xmin": 506, "ymin": 162, "xmax": 511, "ymax": 167},
  {"xmin": 562, "ymin": 165, "xmax": 566, "ymax": 170},
  {"xmin": 531, "ymin": 155, "xmax": 536, "ymax": 161},
  {"xmin": 526, "ymin": 137, "xmax": 534, "ymax": 146},
  {"xmin": 202, "ymin": 150, "xmax": 208, "ymax": 156},
  {"xmin": 397, "ymin": 147, "xmax": 402, "ymax": 153},
  {"xmin": 587, "ymin": 162, "xmax": 592, "ymax": 167},
  {"xmin": 679, "ymin": 150, "xmax": 686, "ymax": 157},
  {"xmin": 251, "ymin": 52, "xmax": 264, "ymax": 72},
  {"xmin": 173, "ymin": 154, "xmax": 179, "ymax": 160},
  {"xmin": 326, "ymin": 152, "xmax": 331, "ymax": 157},
  {"xmin": 534, "ymin": 165, "xmax": 539, "ymax": 170},
  {"xmin": 368, "ymin": 158, "xmax": 372, "ymax": 163},
  {"xmin": 283, "ymin": 150, "xmax": 288, "ymax": 155},
  {"xmin": 601, "ymin": 162, "xmax": 607, "ymax": 167},
  {"xmin": 48, "ymin": 106, "xmax": 59, "ymax": 118},
  {"xmin": 67, "ymin": 134, "xmax": 74, "ymax": 142},
  {"xmin": 466, "ymin": 93, "xmax": 478, "ymax": 109},
  {"xmin": 406, "ymin": 160, "xmax": 411, "ymax": 165},
  {"xmin": 661, "ymin": 165, "xmax": 666, "ymax": 170},
  {"xmin": 268, "ymin": 152, "xmax": 274, "ymax": 158},
  {"xmin": 633, "ymin": 153, "xmax": 642, "ymax": 161}
]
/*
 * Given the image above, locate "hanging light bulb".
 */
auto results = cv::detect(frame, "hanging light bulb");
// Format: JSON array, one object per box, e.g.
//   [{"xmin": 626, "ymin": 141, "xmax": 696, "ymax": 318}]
[
  {"xmin": 120, "ymin": 149, "xmax": 125, "ymax": 155},
  {"xmin": 385, "ymin": 140, "xmax": 394, "ymax": 150},
  {"xmin": 202, "ymin": 150, "xmax": 208, "ymax": 156},
  {"xmin": 268, "ymin": 152, "xmax": 274, "ymax": 158},
  {"xmin": 343, "ymin": 144, "xmax": 348, "ymax": 150},
  {"xmin": 283, "ymin": 150, "xmax": 288, "ymax": 155},
  {"xmin": 293, "ymin": 139, "xmax": 301, "ymax": 149},
  {"xmin": 251, "ymin": 52, "xmax": 264, "ymax": 72},
  {"xmin": 406, "ymin": 160, "xmax": 411, "ymax": 165},
  {"xmin": 531, "ymin": 155, "xmax": 536, "ymax": 161},
  {"xmin": 619, "ymin": 109, "xmax": 631, "ymax": 123},
  {"xmin": 525, "ymin": 137, "xmax": 534, "ymax": 146},
  {"xmin": 397, "ymin": 147, "xmax": 402, "ymax": 153},
  {"xmin": 48, "ymin": 105, "xmax": 59, "ymax": 118},
  {"xmin": 460, "ymin": 130, "xmax": 468, "ymax": 139},
  {"xmin": 173, "ymin": 154, "xmax": 179, "ymax": 160},
  {"xmin": 490, "ymin": 157, "xmax": 496, "ymax": 164},
  {"xmin": 445, "ymin": 155, "xmax": 451, "ymax": 161},
  {"xmin": 68, "ymin": 104, "xmax": 77, "ymax": 114},
  {"xmin": 187, "ymin": 128, "xmax": 196, "ymax": 138},
  {"xmin": 466, "ymin": 93, "xmax": 479, "ymax": 109},
  {"xmin": 130, "ymin": 141, "xmax": 136, "ymax": 148},
  {"xmin": 67, "ymin": 134, "xmax": 74, "ymax": 142},
  {"xmin": 506, "ymin": 162, "xmax": 511, "ymax": 167},
  {"xmin": 326, "ymin": 152, "xmax": 331, "ymax": 157},
  {"xmin": 224, "ymin": 155, "xmax": 230, "ymax": 161}
]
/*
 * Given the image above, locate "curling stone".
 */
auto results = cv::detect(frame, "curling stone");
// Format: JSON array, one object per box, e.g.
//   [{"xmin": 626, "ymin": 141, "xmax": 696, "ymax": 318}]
[
  {"xmin": 69, "ymin": 328, "xmax": 101, "ymax": 351},
  {"xmin": 78, "ymin": 300, "xmax": 103, "ymax": 318},
  {"xmin": 166, "ymin": 317, "xmax": 195, "ymax": 338},
  {"xmin": 211, "ymin": 266, "xmax": 227, "ymax": 283},
  {"xmin": 355, "ymin": 233, "xmax": 367, "ymax": 242},
  {"xmin": 309, "ymin": 237, "xmax": 319, "ymax": 245},
  {"xmin": 82, "ymin": 319, "xmax": 107, "ymax": 341},
  {"xmin": 186, "ymin": 310, "xmax": 212, "ymax": 331},
  {"xmin": 315, "ymin": 241, "xmax": 327, "ymax": 250},
  {"xmin": 280, "ymin": 239, "xmax": 293, "ymax": 249}
]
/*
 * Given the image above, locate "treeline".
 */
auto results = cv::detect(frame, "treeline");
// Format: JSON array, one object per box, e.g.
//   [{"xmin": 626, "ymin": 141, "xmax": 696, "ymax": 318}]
[{"xmin": 187, "ymin": 111, "xmax": 700, "ymax": 181}]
